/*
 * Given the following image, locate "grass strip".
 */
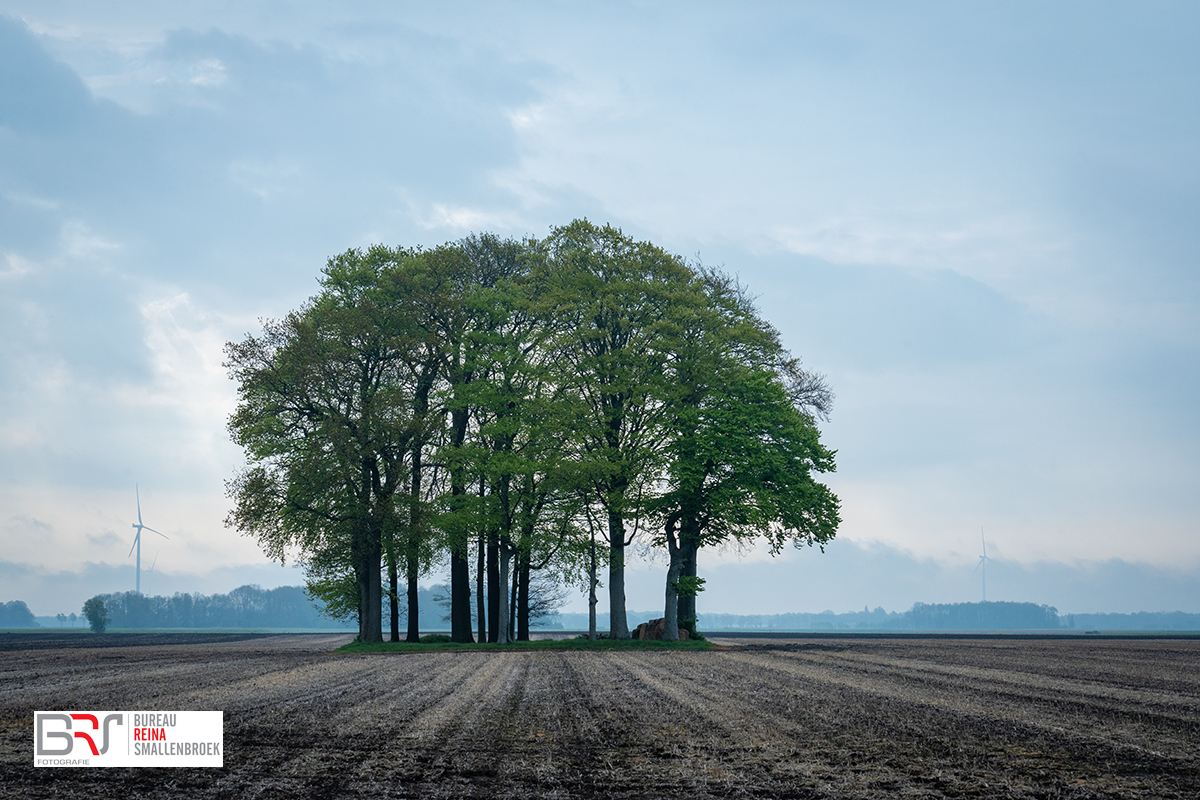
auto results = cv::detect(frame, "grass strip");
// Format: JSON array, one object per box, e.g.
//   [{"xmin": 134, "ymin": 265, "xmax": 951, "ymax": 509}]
[{"xmin": 337, "ymin": 636, "xmax": 714, "ymax": 653}]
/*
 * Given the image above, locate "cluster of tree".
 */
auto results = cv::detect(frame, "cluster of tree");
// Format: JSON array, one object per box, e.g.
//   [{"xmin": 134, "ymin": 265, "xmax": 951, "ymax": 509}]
[
  {"xmin": 74, "ymin": 581, "xmax": 563, "ymax": 633},
  {"xmin": 0, "ymin": 600, "xmax": 38, "ymax": 628},
  {"xmin": 86, "ymin": 585, "xmax": 352, "ymax": 630},
  {"xmin": 905, "ymin": 601, "xmax": 1062, "ymax": 631},
  {"xmin": 225, "ymin": 220, "xmax": 840, "ymax": 643}
]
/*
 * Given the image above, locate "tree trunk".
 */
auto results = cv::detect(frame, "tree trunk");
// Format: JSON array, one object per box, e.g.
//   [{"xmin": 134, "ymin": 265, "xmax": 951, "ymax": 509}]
[
  {"xmin": 357, "ymin": 522, "xmax": 383, "ymax": 643},
  {"xmin": 677, "ymin": 534, "xmax": 699, "ymax": 636},
  {"xmin": 406, "ymin": 442, "xmax": 423, "ymax": 643},
  {"xmin": 449, "ymin": 406, "xmax": 474, "ymax": 642},
  {"xmin": 508, "ymin": 556, "xmax": 518, "ymax": 641},
  {"xmin": 496, "ymin": 546, "xmax": 512, "ymax": 644},
  {"xmin": 608, "ymin": 510, "xmax": 630, "ymax": 639},
  {"xmin": 388, "ymin": 553, "xmax": 400, "ymax": 642},
  {"xmin": 516, "ymin": 552, "xmax": 530, "ymax": 641},
  {"xmin": 450, "ymin": 544, "xmax": 472, "ymax": 642},
  {"xmin": 588, "ymin": 530, "xmax": 598, "ymax": 641},
  {"xmin": 475, "ymin": 525, "xmax": 487, "ymax": 644},
  {"xmin": 487, "ymin": 526, "xmax": 500, "ymax": 643},
  {"xmin": 405, "ymin": 546, "xmax": 420, "ymax": 642},
  {"xmin": 662, "ymin": 519, "xmax": 682, "ymax": 643}
]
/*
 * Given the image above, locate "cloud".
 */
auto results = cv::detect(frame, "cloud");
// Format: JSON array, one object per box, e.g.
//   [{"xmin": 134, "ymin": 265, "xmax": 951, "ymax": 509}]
[
  {"xmin": 0, "ymin": 16, "xmax": 548, "ymax": 498},
  {"xmin": 5, "ymin": 514, "xmax": 54, "ymax": 534},
  {"xmin": 0, "ymin": 14, "xmax": 93, "ymax": 133},
  {"xmin": 0, "ymin": 252, "xmax": 36, "ymax": 279},
  {"xmin": 86, "ymin": 531, "xmax": 123, "ymax": 548}
]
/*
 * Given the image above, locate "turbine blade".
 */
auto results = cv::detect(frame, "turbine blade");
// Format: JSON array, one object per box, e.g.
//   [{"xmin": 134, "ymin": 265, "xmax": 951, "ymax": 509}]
[
  {"xmin": 144, "ymin": 526, "xmax": 169, "ymax": 540},
  {"xmin": 136, "ymin": 484, "xmax": 143, "ymax": 526},
  {"xmin": 128, "ymin": 530, "xmax": 140, "ymax": 558}
]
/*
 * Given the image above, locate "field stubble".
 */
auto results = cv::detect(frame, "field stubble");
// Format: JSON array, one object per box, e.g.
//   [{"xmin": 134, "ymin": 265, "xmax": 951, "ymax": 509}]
[{"xmin": 0, "ymin": 633, "xmax": 1196, "ymax": 798}]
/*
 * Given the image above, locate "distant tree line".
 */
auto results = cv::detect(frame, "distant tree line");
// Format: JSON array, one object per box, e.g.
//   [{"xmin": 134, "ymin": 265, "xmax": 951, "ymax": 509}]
[
  {"xmin": 78, "ymin": 581, "xmax": 566, "ymax": 632},
  {"xmin": 697, "ymin": 602, "xmax": 1063, "ymax": 631},
  {"xmin": 88, "ymin": 585, "xmax": 351, "ymax": 630},
  {"xmin": 20, "ymin": 592, "xmax": 1200, "ymax": 633},
  {"xmin": 224, "ymin": 220, "xmax": 840, "ymax": 643},
  {"xmin": 906, "ymin": 601, "xmax": 1061, "ymax": 630},
  {"xmin": 0, "ymin": 600, "xmax": 37, "ymax": 628}
]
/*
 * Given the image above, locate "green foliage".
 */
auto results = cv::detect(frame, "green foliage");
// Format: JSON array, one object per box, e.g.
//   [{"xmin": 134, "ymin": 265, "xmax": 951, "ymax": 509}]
[
  {"xmin": 302, "ymin": 544, "xmax": 361, "ymax": 625},
  {"xmin": 672, "ymin": 576, "xmax": 707, "ymax": 598},
  {"xmin": 652, "ymin": 266, "xmax": 840, "ymax": 555},
  {"xmin": 529, "ymin": 220, "xmax": 697, "ymax": 519},
  {"xmin": 82, "ymin": 597, "xmax": 108, "ymax": 633},
  {"xmin": 225, "ymin": 245, "xmax": 433, "ymax": 642}
]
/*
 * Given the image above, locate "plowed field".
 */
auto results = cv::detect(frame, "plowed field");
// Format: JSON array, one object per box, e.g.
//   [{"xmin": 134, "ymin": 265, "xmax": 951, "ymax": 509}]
[{"xmin": 2, "ymin": 633, "xmax": 1197, "ymax": 798}]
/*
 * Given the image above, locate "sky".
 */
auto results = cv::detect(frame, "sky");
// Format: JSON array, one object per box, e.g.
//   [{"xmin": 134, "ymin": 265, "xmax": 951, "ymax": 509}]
[{"xmin": 2, "ymin": 2, "xmax": 1198, "ymax": 618}]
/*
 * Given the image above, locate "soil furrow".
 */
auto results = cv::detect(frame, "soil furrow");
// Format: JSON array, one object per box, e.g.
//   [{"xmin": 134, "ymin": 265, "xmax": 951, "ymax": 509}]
[
  {"xmin": 2, "ymin": 634, "xmax": 1197, "ymax": 799},
  {"xmin": 759, "ymin": 648, "xmax": 1200, "ymax": 755}
]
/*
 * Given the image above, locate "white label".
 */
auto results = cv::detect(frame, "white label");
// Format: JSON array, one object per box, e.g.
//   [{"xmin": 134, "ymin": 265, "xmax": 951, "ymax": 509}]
[{"xmin": 34, "ymin": 711, "xmax": 223, "ymax": 767}]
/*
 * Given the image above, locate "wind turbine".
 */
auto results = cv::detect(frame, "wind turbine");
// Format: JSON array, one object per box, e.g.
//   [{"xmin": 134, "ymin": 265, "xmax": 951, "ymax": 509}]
[
  {"xmin": 129, "ymin": 485, "xmax": 167, "ymax": 594},
  {"xmin": 971, "ymin": 527, "xmax": 992, "ymax": 603}
]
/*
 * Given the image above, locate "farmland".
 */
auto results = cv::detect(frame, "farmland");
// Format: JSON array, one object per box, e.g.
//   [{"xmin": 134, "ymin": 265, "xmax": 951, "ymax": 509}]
[{"xmin": 1, "ymin": 633, "xmax": 1197, "ymax": 798}]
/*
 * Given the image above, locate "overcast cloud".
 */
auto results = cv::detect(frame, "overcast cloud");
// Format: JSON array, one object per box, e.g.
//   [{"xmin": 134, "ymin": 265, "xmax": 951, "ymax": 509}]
[{"xmin": 1, "ymin": 2, "xmax": 1197, "ymax": 616}]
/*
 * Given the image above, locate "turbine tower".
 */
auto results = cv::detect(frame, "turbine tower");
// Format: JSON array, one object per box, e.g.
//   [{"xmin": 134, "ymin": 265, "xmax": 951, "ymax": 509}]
[
  {"xmin": 129, "ymin": 485, "xmax": 168, "ymax": 594},
  {"xmin": 972, "ymin": 527, "xmax": 992, "ymax": 603}
]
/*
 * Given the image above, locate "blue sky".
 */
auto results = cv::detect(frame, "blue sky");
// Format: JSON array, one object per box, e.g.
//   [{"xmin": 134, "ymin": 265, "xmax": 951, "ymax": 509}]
[{"xmin": 2, "ymin": 2, "xmax": 1197, "ymax": 616}]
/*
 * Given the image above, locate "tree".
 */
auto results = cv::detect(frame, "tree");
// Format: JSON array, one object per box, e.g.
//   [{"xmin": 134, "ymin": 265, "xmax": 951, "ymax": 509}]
[
  {"xmin": 416, "ymin": 235, "xmax": 524, "ymax": 643},
  {"xmin": 82, "ymin": 597, "xmax": 108, "ymax": 633},
  {"xmin": 0, "ymin": 601, "xmax": 38, "ymax": 628},
  {"xmin": 225, "ymin": 246, "xmax": 424, "ymax": 643},
  {"xmin": 468, "ymin": 277, "xmax": 563, "ymax": 643},
  {"xmin": 531, "ymin": 220, "xmax": 694, "ymax": 639},
  {"xmin": 654, "ymin": 268, "xmax": 840, "ymax": 641}
]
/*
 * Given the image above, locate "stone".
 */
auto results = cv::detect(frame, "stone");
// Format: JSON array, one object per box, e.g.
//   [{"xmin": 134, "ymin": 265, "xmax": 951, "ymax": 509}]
[{"xmin": 632, "ymin": 618, "xmax": 689, "ymax": 641}]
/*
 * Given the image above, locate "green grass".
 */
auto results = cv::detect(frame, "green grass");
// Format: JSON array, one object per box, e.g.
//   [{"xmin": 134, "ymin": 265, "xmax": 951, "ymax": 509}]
[{"xmin": 337, "ymin": 636, "xmax": 714, "ymax": 654}]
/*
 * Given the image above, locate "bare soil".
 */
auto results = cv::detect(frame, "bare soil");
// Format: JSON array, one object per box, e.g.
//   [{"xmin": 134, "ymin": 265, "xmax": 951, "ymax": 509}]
[{"xmin": 1, "ymin": 633, "xmax": 1196, "ymax": 798}]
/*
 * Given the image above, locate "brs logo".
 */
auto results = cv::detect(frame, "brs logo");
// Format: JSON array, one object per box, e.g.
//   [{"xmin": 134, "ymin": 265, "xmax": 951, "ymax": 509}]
[{"xmin": 36, "ymin": 713, "xmax": 123, "ymax": 756}]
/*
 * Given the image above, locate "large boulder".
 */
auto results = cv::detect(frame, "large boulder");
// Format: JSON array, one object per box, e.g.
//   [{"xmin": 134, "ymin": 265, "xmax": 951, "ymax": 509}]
[{"xmin": 632, "ymin": 618, "xmax": 689, "ymax": 641}]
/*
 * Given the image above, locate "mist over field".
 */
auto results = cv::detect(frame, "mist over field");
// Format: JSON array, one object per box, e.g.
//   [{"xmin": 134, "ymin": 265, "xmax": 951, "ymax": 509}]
[{"xmin": 6, "ymin": 536, "xmax": 1198, "ymax": 620}]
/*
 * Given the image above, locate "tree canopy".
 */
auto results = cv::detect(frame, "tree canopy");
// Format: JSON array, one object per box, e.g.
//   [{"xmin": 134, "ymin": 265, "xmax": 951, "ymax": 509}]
[{"xmin": 225, "ymin": 220, "xmax": 839, "ymax": 643}]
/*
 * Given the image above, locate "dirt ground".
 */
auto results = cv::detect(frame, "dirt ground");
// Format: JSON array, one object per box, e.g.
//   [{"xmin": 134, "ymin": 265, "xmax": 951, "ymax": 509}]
[{"xmin": 1, "ymin": 633, "xmax": 1196, "ymax": 799}]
